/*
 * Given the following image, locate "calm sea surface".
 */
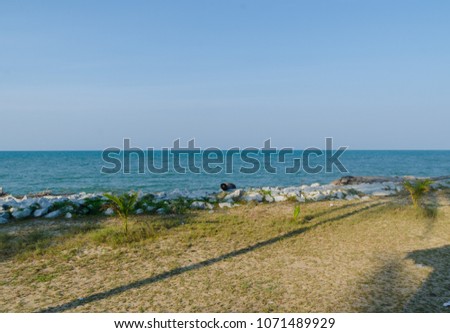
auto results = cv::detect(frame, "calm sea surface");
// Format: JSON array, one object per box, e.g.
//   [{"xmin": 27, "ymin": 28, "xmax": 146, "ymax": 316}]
[{"xmin": 0, "ymin": 151, "xmax": 449, "ymax": 195}]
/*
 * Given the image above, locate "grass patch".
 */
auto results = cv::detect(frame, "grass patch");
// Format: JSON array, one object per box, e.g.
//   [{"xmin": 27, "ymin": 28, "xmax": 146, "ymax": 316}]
[
  {"xmin": 0, "ymin": 229, "xmax": 54, "ymax": 258},
  {"xmin": 35, "ymin": 274, "xmax": 56, "ymax": 283}
]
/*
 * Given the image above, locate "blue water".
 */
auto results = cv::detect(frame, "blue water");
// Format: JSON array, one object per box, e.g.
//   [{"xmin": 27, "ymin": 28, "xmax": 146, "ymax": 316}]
[{"xmin": 0, "ymin": 151, "xmax": 449, "ymax": 195}]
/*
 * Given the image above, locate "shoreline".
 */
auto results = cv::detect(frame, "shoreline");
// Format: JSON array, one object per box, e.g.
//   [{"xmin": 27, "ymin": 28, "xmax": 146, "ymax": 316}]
[{"xmin": 1, "ymin": 175, "xmax": 450, "ymax": 225}]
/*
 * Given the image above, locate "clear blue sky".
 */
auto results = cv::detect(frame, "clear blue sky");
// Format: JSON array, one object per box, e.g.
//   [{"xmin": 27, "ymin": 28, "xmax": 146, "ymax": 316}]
[{"xmin": 1, "ymin": 0, "xmax": 449, "ymax": 150}]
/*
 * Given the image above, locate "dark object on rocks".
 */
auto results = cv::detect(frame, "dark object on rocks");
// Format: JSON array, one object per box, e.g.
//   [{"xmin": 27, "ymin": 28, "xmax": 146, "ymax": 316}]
[{"xmin": 221, "ymin": 183, "xmax": 236, "ymax": 191}]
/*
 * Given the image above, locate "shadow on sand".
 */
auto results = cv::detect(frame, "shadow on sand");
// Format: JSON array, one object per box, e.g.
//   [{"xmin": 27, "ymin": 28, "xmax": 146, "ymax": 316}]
[
  {"xmin": 404, "ymin": 245, "xmax": 450, "ymax": 312},
  {"xmin": 40, "ymin": 202, "xmax": 385, "ymax": 312}
]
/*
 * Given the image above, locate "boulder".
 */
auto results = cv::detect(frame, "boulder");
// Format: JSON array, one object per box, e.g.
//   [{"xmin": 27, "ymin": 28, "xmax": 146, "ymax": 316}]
[
  {"xmin": 34, "ymin": 207, "xmax": 49, "ymax": 218},
  {"xmin": 296, "ymin": 195, "xmax": 306, "ymax": 202},
  {"xmin": 372, "ymin": 191, "xmax": 395, "ymax": 197},
  {"xmin": 224, "ymin": 189, "xmax": 242, "ymax": 201},
  {"xmin": 219, "ymin": 202, "xmax": 233, "ymax": 208},
  {"xmin": 0, "ymin": 217, "xmax": 8, "ymax": 224},
  {"xmin": 243, "ymin": 192, "xmax": 263, "ymax": 202},
  {"xmin": 191, "ymin": 201, "xmax": 207, "ymax": 210},
  {"xmin": 273, "ymin": 195, "xmax": 287, "ymax": 202},
  {"xmin": 65, "ymin": 212, "xmax": 73, "ymax": 219},
  {"xmin": 12, "ymin": 208, "xmax": 32, "ymax": 220},
  {"xmin": 104, "ymin": 208, "xmax": 115, "ymax": 216},
  {"xmin": 45, "ymin": 210, "xmax": 62, "ymax": 219},
  {"xmin": 309, "ymin": 193, "xmax": 327, "ymax": 201}
]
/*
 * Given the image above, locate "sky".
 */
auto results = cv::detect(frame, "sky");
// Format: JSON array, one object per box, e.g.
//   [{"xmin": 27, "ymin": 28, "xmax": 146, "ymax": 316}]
[{"xmin": 1, "ymin": 0, "xmax": 449, "ymax": 150}]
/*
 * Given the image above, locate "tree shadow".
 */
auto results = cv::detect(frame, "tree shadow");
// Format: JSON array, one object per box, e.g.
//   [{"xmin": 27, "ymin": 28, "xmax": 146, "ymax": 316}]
[
  {"xmin": 404, "ymin": 245, "xmax": 450, "ymax": 312},
  {"xmin": 39, "ymin": 202, "xmax": 385, "ymax": 313},
  {"xmin": 418, "ymin": 191, "xmax": 439, "ymax": 238},
  {"xmin": 302, "ymin": 201, "xmax": 368, "ymax": 222},
  {"xmin": 352, "ymin": 258, "xmax": 414, "ymax": 312},
  {"xmin": 357, "ymin": 245, "xmax": 450, "ymax": 313}
]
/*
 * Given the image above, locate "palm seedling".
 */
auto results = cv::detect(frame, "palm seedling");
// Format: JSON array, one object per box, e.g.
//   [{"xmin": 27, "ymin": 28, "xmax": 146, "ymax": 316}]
[
  {"xmin": 403, "ymin": 179, "xmax": 433, "ymax": 208},
  {"xmin": 104, "ymin": 192, "xmax": 139, "ymax": 235}
]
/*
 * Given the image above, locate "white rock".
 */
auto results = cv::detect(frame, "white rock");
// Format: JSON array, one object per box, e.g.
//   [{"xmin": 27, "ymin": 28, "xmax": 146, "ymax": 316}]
[
  {"xmin": 135, "ymin": 208, "xmax": 144, "ymax": 215},
  {"xmin": 205, "ymin": 203, "xmax": 214, "ymax": 210},
  {"xmin": 372, "ymin": 191, "xmax": 395, "ymax": 197},
  {"xmin": 264, "ymin": 195, "xmax": 274, "ymax": 203},
  {"xmin": 12, "ymin": 208, "xmax": 32, "ymax": 220},
  {"xmin": 296, "ymin": 195, "xmax": 306, "ymax": 202},
  {"xmin": 444, "ymin": 301, "xmax": 450, "ymax": 307},
  {"xmin": 65, "ymin": 212, "xmax": 72, "ymax": 219},
  {"xmin": 311, "ymin": 183, "xmax": 321, "ymax": 188},
  {"xmin": 309, "ymin": 193, "xmax": 327, "ymax": 201},
  {"xmin": 104, "ymin": 207, "xmax": 115, "ymax": 216},
  {"xmin": 191, "ymin": 201, "xmax": 207, "ymax": 210},
  {"xmin": 219, "ymin": 202, "xmax": 233, "ymax": 208},
  {"xmin": 270, "ymin": 189, "xmax": 281, "ymax": 196},
  {"xmin": 224, "ymin": 189, "xmax": 242, "ymax": 201},
  {"xmin": 335, "ymin": 191, "xmax": 344, "ymax": 199},
  {"xmin": 243, "ymin": 192, "xmax": 263, "ymax": 202},
  {"xmin": 156, "ymin": 208, "xmax": 166, "ymax": 214},
  {"xmin": 273, "ymin": 195, "xmax": 287, "ymax": 202},
  {"xmin": 146, "ymin": 206, "xmax": 155, "ymax": 212},
  {"xmin": 285, "ymin": 191, "xmax": 299, "ymax": 198},
  {"xmin": 45, "ymin": 210, "xmax": 62, "ymax": 219},
  {"xmin": 34, "ymin": 207, "xmax": 49, "ymax": 218}
]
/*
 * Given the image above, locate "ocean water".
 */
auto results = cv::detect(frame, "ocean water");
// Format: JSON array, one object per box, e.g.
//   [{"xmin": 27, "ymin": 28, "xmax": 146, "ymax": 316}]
[{"xmin": 0, "ymin": 151, "xmax": 449, "ymax": 195}]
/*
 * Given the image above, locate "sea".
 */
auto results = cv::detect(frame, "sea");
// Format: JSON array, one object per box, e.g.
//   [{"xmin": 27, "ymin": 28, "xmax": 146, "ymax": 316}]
[{"xmin": 0, "ymin": 151, "xmax": 449, "ymax": 196}]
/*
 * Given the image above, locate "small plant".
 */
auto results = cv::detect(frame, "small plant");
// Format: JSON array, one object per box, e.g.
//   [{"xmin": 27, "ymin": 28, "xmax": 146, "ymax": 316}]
[
  {"xmin": 293, "ymin": 204, "xmax": 301, "ymax": 220},
  {"xmin": 104, "ymin": 192, "xmax": 139, "ymax": 235},
  {"xmin": 169, "ymin": 197, "xmax": 191, "ymax": 214},
  {"xmin": 403, "ymin": 179, "xmax": 434, "ymax": 208}
]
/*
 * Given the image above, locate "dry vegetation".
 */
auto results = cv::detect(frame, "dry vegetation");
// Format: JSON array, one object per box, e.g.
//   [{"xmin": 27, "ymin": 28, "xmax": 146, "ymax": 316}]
[{"xmin": 1, "ymin": 189, "xmax": 449, "ymax": 313}]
